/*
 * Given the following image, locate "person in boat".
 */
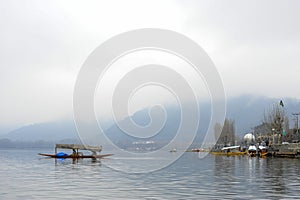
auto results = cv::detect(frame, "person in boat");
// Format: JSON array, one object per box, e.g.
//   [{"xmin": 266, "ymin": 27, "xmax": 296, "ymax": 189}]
[
  {"xmin": 257, "ymin": 147, "xmax": 262, "ymax": 157},
  {"xmin": 266, "ymin": 139, "xmax": 269, "ymax": 147},
  {"xmin": 72, "ymin": 149, "xmax": 77, "ymax": 155},
  {"xmin": 226, "ymin": 149, "xmax": 230, "ymax": 154}
]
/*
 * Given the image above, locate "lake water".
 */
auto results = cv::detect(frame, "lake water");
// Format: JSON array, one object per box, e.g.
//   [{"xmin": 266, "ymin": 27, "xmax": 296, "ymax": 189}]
[{"xmin": 1, "ymin": 148, "xmax": 300, "ymax": 199}]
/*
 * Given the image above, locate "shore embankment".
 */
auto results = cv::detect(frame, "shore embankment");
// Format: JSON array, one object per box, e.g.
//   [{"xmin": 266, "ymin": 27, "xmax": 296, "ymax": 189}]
[{"xmin": 269, "ymin": 143, "xmax": 300, "ymax": 158}]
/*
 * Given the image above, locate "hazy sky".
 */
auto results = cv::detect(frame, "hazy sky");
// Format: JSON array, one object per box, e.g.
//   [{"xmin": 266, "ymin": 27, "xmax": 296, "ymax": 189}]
[{"xmin": 0, "ymin": 0, "xmax": 299, "ymax": 129}]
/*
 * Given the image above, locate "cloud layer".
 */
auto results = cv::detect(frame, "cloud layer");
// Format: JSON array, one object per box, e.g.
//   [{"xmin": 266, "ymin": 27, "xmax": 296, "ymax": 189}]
[{"xmin": 0, "ymin": 0, "xmax": 299, "ymax": 128}]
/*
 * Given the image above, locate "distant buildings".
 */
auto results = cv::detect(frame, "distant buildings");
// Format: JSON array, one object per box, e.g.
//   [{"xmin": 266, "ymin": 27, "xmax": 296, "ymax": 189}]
[
  {"xmin": 254, "ymin": 122, "xmax": 271, "ymax": 143},
  {"xmin": 254, "ymin": 121, "xmax": 300, "ymax": 144}
]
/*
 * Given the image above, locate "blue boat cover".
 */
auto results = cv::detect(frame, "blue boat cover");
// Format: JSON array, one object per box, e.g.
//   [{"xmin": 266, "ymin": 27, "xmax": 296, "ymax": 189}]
[{"xmin": 56, "ymin": 152, "xmax": 68, "ymax": 157}]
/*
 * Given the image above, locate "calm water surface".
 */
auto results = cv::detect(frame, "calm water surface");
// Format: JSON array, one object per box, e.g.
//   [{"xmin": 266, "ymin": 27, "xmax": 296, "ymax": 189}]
[{"xmin": 1, "ymin": 148, "xmax": 300, "ymax": 199}]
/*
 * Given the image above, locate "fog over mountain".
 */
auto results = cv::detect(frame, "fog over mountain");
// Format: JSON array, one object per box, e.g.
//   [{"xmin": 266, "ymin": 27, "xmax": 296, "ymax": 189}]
[
  {"xmin": 1, "ymin": 95, "xmax": 299, "ymax": 148},
  {"xmin": 1, "ymin": 0, "xmax": 300, "ymax": 133},
  {"xmin": 0, "ymin": 95, "xmax": 300, "ymax": 149},
  {"xmin": 3, "ymin": 121, "xmax": 79, "ymax": 142}
]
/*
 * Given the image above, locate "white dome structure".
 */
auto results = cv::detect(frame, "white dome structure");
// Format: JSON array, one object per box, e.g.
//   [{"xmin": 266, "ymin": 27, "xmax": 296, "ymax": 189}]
[{"xmin": 244, "ymin": 133, "xmax": 255, "ymax": 143}]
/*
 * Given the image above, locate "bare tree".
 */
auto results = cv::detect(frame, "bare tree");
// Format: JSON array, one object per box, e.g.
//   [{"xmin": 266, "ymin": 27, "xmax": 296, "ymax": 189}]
[
  {"xmin": 263, "ymin": 103, "xmax": 287, "ymax": 144},
  {"xmin": 214, "ymin": 118, "xmax": 235, "ymax": 146},
  {"xmin": 214, "ymin": 122, "xmax": 222, "ymax": 145}
]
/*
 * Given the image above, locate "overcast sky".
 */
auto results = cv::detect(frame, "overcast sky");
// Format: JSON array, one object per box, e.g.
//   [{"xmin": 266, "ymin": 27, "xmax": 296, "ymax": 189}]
[{"xmin": 0, "ymin": 0, "xmax": 299, "ymax": 130}]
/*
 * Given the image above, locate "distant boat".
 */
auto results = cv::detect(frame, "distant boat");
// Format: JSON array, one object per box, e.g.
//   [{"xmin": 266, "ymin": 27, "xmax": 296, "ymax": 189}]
[
  {"xmin": 186, "ymin": 148, "xmax": 208, "ymax": 152},
  {"xmin": 211, "ymin": 145, "xmax": 247, "ymax": 156},
  {"xmin": 170, "ymin": 148, "xmax": 177, "ymax": 153},
  {"xmin": 39, "ymin": 144, "xmax": 113, "ymax": 159}
]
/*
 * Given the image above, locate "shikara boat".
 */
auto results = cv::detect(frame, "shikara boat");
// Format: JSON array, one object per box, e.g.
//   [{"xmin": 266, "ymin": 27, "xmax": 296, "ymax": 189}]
[
  {"xmin": 186, "ymin": 148, "xmax": 209, "ymax": 152},
  {"xmin": 38, "ymin": 153, "xmax": 113, "ymax": 159},
  {"xmin": 248, "ymin": 145, "xmax": 257, "ymax": 157},
  {"xmin": 39, "ymin": 144, "xmax": 113, "ymax": 159},
  {"xmin": 210, "ymin": 145, "xmax": 247, "ymax": 156}
]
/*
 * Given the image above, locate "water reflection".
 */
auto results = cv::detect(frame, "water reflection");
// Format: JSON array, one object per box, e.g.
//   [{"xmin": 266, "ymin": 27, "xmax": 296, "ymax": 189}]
[
  {"xmin": 213, "ymin": 155, "xmax": 300, "ymax": 199},
  {"xmin": 213, "ymin": 156, "xmax": 241, "ymax": 196},
  {"xmin": 1, "ymin": 149, "xmax": 300, "ymax": 199},
  {"xmin": 264, "ymin": 158, "xmax": 286, "ymax": 194},
  {"xmin": 55, "ymin": 158, "xmax": 101, "ymax": 165}
]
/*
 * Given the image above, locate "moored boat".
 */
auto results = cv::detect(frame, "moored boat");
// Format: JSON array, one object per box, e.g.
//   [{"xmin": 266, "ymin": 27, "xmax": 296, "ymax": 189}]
[
  {"xmin": 258, "ymin": 145, "xmax": 269, "ymax": 157},
  {"xmin": 248, "ymin": 145, "xmax": 257, "ymax": 157},
  {"xmin": 211, "ymin": 145, "xmax": 247, "ymax": 156}
]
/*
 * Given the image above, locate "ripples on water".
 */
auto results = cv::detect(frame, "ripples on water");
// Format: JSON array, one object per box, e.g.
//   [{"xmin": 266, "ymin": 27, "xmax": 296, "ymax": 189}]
[{"xmin": 1, "ymin": 148, "xmax": 300, "ymax": 199}]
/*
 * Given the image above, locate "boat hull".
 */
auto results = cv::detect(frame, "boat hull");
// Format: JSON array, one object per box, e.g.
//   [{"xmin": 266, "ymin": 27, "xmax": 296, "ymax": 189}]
[{"xmin": 210, "ymin": 151, "xmax": 247, "ymax": 156}]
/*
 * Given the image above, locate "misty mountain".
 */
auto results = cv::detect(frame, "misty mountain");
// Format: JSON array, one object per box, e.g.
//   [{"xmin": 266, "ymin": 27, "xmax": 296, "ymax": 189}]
[
  {"xmin": 2, "ymin": 121, "xmax": 79, "ymax": 142},
  {"xmin": 2, "ymin": 95, "xmax": 300, "ymax": 145},
  {"xmin": 104, "ymin": 103, "xmax": 211, "ymax": 148},
  {"xmin": 103, "ymin": 95, "xmax": 300, "ymax": 147}
]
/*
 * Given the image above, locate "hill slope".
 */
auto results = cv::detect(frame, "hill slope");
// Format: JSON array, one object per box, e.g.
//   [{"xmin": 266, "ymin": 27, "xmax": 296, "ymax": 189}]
[{"xmin": 2, "ymin": 95, "xmax": 299, "ymax": 146}]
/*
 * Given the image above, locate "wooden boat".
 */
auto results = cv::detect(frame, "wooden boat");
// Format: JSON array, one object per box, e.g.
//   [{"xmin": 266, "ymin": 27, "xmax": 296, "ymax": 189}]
[
  {"xmin": 186, "ymin": 148, "xmax": 209, "ymax": 152},
  {"xmin": 39, "ymin": 144, "xmax": 113, "ymax": 159},
  {"xmin": 38, "ymin": 153, "xmax": 113, "ymax": 159},
  {"xmin": 257, "ymin": 145, "xmax": 270, "ymax": 157},
  {"xmin": 248, "ymin": 145, "xmax": 257, "ymax": 157},
  {"xmin": 210, "ymin": 145, "xmax": 247, "ymax": 156},
  {"xmin": 211, "ymin": 151, "xmax": 247, "ymax": 156}
]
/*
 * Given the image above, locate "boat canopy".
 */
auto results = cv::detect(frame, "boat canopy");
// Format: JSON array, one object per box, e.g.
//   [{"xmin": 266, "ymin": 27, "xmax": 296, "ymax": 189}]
[
  {"xmin": 248, "ymin": 145, "xmax": 257, "ymax": 151},
  {"xmin": 258, "ymin": 145, "xmax": 267, "ymax": 150},
  {"xmin": 221, "ymin": 146, "xmax": 240, "ymax": 150},
  {"xmin": 55, "ymin": 144, "xmax": 102, "ymax": 152}
]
